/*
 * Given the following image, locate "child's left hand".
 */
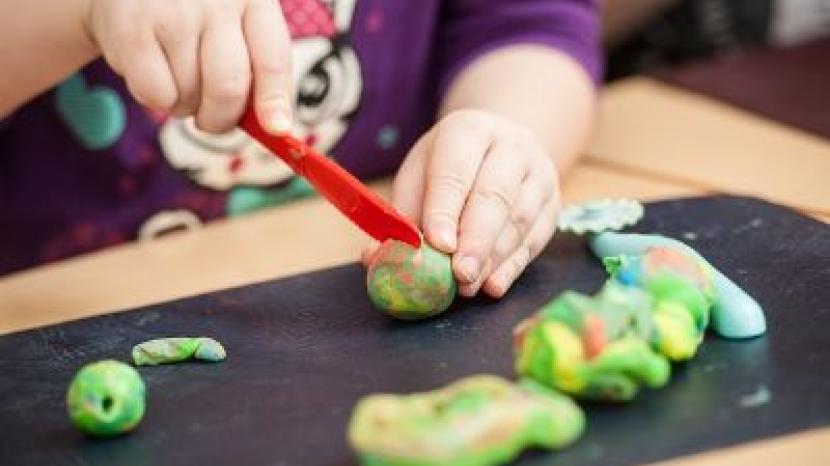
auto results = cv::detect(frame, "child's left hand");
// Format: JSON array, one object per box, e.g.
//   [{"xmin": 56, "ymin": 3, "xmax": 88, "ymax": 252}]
[{"xmin": 365, "ymin": 110, "xmax": 561, "ymax": 299}]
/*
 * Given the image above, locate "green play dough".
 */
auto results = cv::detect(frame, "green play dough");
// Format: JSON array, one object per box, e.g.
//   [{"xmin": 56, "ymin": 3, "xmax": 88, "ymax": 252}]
[
  {"xmin": 513, "ymin": 284, "xmax": 671, "ymax": 402},
  {"xmin": 589, "ymin": 231, "xmax": 766, "ymax": 338},
  {"xmin": 366, "ymin": 240, "xmax": 457, "ymax": 320},
  {"xmin": 192, "ymin": 338, "xmax": 226, "ymax": 362},
  {"xmin": 66, "ymin": 360, "xmax": 146, "ymax": 437},
  {"xmin": 348, "ymin": 375, "xmax": 585, "ymax": 466},
  {"xmin": 132, "ymin": 337, "xmax": 226, "ymax": 366}
]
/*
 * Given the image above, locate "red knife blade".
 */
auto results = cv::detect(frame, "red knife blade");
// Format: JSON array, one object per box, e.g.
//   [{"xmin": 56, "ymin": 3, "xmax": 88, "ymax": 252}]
[{"xmin": 239, "ymin": 107, "xmax": 422, "ymax": 248}]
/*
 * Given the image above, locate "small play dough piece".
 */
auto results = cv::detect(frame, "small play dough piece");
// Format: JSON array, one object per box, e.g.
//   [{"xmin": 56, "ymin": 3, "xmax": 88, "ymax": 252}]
[
  {"xmin": 366, "ymin": 240, "xmax": 457, "ymax": 320},
  {"xmin": 558, "ymin": 198, "xmax": 644, "ymax": 235},
  {"xmin": 348, "ymin": 375, "xmax": 585, "ymax": 466},
  {"xmin": 66, "ymin": 360, "xmax": 146, "ymax": 437},
  {"xmin": 132, "ymin": 337, "xmax": 226, "ymax": 366},
  {"xmin": 589, "ymin": 231, "xmax": 767, "ymax": 339},
  {"xmin": 514, "ymin": 284, "xmax": 671, "ymax": 401},
  {"xmin": 192, "ymin": 337, "xmax": 227, "ymax": 362}
]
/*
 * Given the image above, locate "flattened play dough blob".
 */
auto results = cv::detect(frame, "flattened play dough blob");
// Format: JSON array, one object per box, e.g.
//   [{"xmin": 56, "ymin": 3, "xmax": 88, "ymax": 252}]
[
  {"xmin": 366, "ymin": 240, "xmax": 457, "ymax": 320},
  {"xmin": 132, "ymin": 337, "xmax": 226, "ymax": 366},
  {"xmin": 348, "ymin": 375, "xmax": 584, "ymax": 466},
  {"xmin": 66, "ymin": 360, "xmax": 146, "ymax": 437},
  {"xmin": 590, "ymin": 232, "xmax": 766, "ymax": 339},
  {"xmin": 513, "ymin": 284, "xmax": 671, "ymax": 401}
]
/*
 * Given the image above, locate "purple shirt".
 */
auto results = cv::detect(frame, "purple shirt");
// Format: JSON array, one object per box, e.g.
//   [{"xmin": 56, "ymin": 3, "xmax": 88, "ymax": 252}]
[{"xmin": 0, "ymin": 0, "xmax": 599, "ymax": 275}]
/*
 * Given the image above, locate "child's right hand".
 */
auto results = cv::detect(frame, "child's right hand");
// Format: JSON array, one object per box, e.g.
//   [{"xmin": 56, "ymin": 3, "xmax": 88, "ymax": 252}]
[{"xmin": 84, "ymin": 0, "xmax": 293, "ymax": 134}]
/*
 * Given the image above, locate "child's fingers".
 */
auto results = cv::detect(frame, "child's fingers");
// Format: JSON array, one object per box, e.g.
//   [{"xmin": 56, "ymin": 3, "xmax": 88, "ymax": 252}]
[
  {"xmin": 123, "ymin": 31, "xmax": 178, "ymax": 111},
  {"xmin": 196, "ymin": 11, "xmax": 251, "ymax": 132},
  {"xmin": 360, "ymin": 240, "xmax": 380, "ymax": 267},
  {"xmin": 453, "ymin": 139, "xmax": 526, "ymax": 286},
  {"xmin": 458, "ymin": 257, "xmax": 493, "ymax": 298},
  {"xmin": 155, "ymin": 7, "xmax": 201, "ymax": 116},
  {"xmin": 244, "ymin": 0, "xmax": 294, "ymax": 134},
  {"xmin": 422, "ymin": 112, "xmax": 492, "ymax": 254},
  {"xmin": 481, "ymin": 165, "xmax": 554, "ymax": 287},
  {"xmin": 368, "ymin": 135, "xmax": 428, "ymax": 270},
  {"xmin": 391, "ymin": 130, "xmax": 432, "ymax": 227},
  {"xmin": 483, "ymin": 193, "xmax": 560, "ymax": 298}
]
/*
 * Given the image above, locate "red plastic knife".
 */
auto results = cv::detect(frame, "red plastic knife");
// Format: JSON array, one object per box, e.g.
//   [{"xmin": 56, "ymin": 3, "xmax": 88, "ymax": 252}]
[{"xmin": 239, "ymin": 107, "xmax": 422, "ymax": 248}]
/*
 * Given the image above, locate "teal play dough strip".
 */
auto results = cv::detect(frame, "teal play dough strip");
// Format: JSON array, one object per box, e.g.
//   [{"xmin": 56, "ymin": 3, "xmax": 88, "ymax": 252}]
[
  {"xmin": 132, "ymin": 337, "xmax": 226, "ymax": 366},
  {"xmin": 589, "ymin": 232, "xmax": 766, "ymax": 339}
]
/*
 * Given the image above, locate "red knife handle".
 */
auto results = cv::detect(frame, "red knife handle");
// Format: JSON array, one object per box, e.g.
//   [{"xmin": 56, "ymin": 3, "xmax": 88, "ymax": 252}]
[
  {"xmin": 238, "ymin": 108, "xmax": 422, "ymax": 248},
  {"xmin": 239, "ymin": 109, "xmax": 304, "ymax": 174}
]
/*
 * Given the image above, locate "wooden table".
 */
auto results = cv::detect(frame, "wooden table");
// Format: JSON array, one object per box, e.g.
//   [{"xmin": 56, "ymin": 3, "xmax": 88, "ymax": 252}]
[{"xmin": 1, "ymin": 77, "xmax": 829, "ymax": 465}]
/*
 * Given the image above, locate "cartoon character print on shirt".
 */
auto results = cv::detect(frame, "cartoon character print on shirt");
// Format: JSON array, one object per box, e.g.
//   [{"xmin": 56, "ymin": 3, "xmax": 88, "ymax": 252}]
[
  {"xmin": 287, "ymin": 0, "xmax": 363, "ymax": 154},
  {"xmin": 155, "ymin": 0, "xmax": 363, "ymax": 228}
]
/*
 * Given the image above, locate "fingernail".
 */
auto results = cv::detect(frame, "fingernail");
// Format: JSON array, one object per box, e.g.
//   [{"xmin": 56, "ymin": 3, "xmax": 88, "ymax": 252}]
[
  {"xmin": 264, "ymin": 98, "xmax": 293, "ymax": 134},
  {"xmin": 459, "ymin": 285, "xmax": 477, "ymax": 298},
  {"xmin": 490, "ymin": 274, "xmax": 507, "ymax": 297},
  {"xmin": 273, "ymin": 112, "xmax": 292, "ymax": 133},
  {"xmin": 459, "ymin": 256, "xmax": 480, "ymax": 283},
  {"xmin": 436, "ymin": 229, "xmax": 456, "ymax": 251}
]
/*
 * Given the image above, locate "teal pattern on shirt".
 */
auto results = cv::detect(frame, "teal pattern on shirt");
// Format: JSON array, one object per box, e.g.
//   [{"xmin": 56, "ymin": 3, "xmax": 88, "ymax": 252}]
[{"xmin": 55, "ymin": 74, "xmax": 126, "ymax": 150}]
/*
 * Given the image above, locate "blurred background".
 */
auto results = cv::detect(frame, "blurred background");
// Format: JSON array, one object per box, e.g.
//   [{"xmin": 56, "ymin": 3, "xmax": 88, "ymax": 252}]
[{"xmin": 603, "ymin": 0, "xmax": 830, "ymax": 80}]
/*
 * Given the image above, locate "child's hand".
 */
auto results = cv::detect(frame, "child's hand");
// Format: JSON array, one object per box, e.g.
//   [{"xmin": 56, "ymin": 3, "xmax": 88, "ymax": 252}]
[
  {"xmin": 84, "ymin": 0, "xmax": 292, "ymax": 133},
  {"xmin": 375, "ymin": 110, "xmax": 561, "ymax": 299}
]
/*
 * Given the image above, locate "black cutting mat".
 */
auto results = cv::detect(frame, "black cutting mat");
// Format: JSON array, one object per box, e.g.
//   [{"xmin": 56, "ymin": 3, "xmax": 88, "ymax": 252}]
[{"xmin": 1, "ymin": 196, "xmax": 829, "ymax": 466}]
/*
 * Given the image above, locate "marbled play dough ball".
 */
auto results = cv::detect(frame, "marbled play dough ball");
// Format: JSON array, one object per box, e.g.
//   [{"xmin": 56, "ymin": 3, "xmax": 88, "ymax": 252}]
[
  {"xmin": 66, "ymin": 360, "xmax": 146, "ymax": 437},
  {"xmin": 366, "ymin": 240, "xmax": 457, "ymax": 320}
]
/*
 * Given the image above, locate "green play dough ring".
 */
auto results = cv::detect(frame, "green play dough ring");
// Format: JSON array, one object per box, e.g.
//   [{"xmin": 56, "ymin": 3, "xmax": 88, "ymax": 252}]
[
  {"xmin": 66, "ymin": 360, "xmax": 146, "ymax": 437},
  {"xmin": 366, "ymin": 240, "xmax": 457, "ymax": 320}
]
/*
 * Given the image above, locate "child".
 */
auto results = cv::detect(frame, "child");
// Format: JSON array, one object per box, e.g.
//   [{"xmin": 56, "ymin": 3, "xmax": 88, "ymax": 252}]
[{"xmin": 0, "ymin": 0, "xmax": 599, "ymax": 298}]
